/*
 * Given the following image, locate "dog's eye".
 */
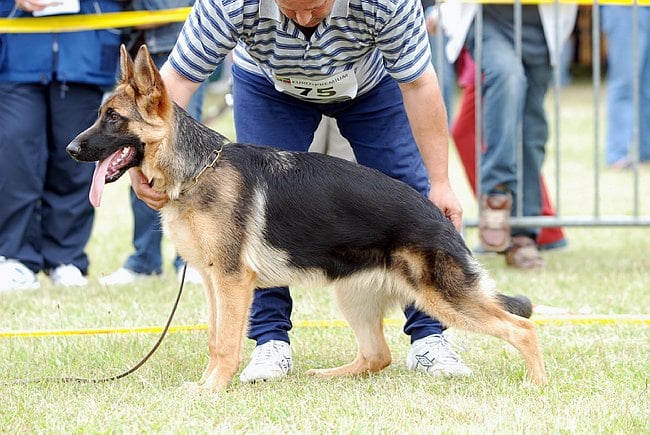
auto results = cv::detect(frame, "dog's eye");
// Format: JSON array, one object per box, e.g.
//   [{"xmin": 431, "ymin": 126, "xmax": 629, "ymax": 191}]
[{"xmin": 105, "ymin": 109, "xmax": 123, "ymax": 124}]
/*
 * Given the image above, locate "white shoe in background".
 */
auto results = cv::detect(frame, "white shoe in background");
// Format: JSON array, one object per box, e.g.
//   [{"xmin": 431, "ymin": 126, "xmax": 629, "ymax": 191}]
[
  {"xmin": 49, "ymin": 264, "xmax": 88, "ymax": 287},
  {"xmin": 99, "ymin": 267, "xmax": 161, "ymax": 286},
  {"xmin": 177, "ymin": 265, "xmax": 203, "ymax": 285},
  {"xmin": 0, "ymin": 257, "xmax": 40, "ymax": 292}
]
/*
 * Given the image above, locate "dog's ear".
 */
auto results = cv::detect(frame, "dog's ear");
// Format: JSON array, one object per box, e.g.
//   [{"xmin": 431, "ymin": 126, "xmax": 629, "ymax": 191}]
[
  {"xmin": 132, "ymin": 44, "xmax": 172, "ymax": 116},
  {"xmin": 119, "ymin": 44, "xmax": 135, "ymax": 84},
  {"xmin": 133, "ymin": 45, "xmax": 159, "ymax": 93}
]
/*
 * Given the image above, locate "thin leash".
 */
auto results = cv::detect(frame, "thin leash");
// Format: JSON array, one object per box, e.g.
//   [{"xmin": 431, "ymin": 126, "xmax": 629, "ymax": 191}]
[{"xmin": 3, "ymin": 265, "xmax": 188, "ymax": 386}]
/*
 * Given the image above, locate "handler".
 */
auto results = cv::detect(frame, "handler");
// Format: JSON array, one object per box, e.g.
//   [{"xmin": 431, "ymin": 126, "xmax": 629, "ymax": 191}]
[{"xmin": 130, "ymin": 0, "xmax": 471, "ymax": 382}]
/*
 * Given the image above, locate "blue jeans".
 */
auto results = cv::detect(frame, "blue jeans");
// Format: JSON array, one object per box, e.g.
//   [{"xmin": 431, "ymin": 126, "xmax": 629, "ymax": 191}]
[
  {"xmin": 602, "ymin": 6, "xmax": 650, "ymax": 165},
  {"xmin": 231, "ymin": 64, "xmax": 444, "ymax": 345},
  {"xmin": 467, "ymin": 14, "xmax": 551, "ymax": 238},
  {"xmin": 124, "ymin": 51, "xmax": 205, "ymax": 274}
]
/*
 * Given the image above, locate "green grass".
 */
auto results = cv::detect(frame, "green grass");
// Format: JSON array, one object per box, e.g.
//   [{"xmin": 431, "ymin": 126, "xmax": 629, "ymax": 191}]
[{"xmin": 1, "ymin": 82, "xmax": 649, "ymax": 433}]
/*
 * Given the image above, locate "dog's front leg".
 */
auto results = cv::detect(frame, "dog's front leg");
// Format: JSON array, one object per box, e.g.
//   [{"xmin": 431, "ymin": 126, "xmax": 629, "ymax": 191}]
[
  {"xmin": 195, "ymin": 269, "xmax": 256, "ymax": 393},
  {"xmin": 182, "ymin": 270, "xmax": 218, "ymax": 391},
  {"xmin": 192, "ymin": 273, "xmax": 219, "ymax": 387}
]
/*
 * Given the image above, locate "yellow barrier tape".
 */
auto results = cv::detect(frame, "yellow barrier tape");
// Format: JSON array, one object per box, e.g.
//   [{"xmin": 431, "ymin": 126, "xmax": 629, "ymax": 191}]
[
  {"xmin": 1, "ymin": 315, "xmax": 648, "ymax": 338},
  {"xmin": 0, "ymin": 8, "xmax": 191, "ymax": 34},
  {"xmin": 1, "ymin": 2, "xmax": 650, "ymax": 34}
]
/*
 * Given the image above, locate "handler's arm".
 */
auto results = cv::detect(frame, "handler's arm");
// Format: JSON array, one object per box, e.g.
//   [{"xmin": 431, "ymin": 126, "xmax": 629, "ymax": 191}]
[
  {"xmin": 128, "ymin": 63, "xmax": 202, "ymax": 210},
  {"xmin": 399, "ymin": 64, "xmax": 463, "ymax": 231},
  {"xmin": 159, "ymin": 62, "xmax": 202, "ymax": 109}
]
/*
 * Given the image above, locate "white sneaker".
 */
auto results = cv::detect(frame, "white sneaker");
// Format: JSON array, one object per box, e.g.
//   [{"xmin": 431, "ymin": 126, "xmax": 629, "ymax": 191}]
[
  {"xmin": 177, "ymin": 265, "xmax": 203, "ymax": 285},
  {"xmin": 239, "ymin": 340, "xmax": 293, "ymax": 383},
  {"xmin": 49, "ymin": 264, "xmax": 88, "ymax": 287},
  {"xmin": 406, "ymin": 333, "xmax": 472, "ymax": 377},
  {"xmin": 99, "ymin": 267, "xmax": 160, "ymax": 286},
  {"xmin": 0, "ymin": 257, "xmax": 40, "ymax": 292}
]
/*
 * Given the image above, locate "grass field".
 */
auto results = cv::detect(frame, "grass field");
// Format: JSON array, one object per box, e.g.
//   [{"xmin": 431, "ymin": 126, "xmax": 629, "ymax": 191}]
[{"xmin": 1, "ymin": 81, "xmax": 648, "ymax": 433}]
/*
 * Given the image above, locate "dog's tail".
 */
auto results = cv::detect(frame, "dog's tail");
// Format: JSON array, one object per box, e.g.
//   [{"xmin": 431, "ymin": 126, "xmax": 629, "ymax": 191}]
[{"xmin": 496, "ymin": 294, "xmax": 533, "ymax": 319}]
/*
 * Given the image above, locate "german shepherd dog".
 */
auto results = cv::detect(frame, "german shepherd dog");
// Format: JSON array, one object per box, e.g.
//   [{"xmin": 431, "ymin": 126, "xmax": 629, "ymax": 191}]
[{"xmin": 67, "ymin": 45, "xmax": 547, "ymax": 391}]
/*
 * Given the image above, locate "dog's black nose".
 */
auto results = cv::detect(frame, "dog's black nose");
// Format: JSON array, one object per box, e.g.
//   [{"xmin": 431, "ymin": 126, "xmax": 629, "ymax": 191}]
[{"xmin": 66, "ymin": 141, "xmax": 81, "ymax": 158}]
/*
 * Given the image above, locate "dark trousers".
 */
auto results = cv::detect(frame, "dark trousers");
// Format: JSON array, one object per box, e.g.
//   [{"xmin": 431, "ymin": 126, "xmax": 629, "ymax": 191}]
[{"xmin": 0, "ymin": 81, "xmax": 102, "ymax": 274}]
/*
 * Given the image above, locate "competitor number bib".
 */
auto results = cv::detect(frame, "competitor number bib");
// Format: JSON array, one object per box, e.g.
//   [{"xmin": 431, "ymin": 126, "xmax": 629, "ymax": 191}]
[{"xmin": 272, "ymin": 70, "xmax": 358, "ymax": 101}]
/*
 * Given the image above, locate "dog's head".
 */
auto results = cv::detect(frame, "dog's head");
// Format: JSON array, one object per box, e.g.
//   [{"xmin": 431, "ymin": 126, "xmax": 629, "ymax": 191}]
[{"xmin": 67, "ymin": 44, "xmax": 172, "ymax": 207}]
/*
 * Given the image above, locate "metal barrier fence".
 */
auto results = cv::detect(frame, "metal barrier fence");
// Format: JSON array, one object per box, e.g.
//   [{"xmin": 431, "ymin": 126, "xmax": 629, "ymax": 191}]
[{"xmin": 432, "ymin": 1, "xmax": 649, "ymax": 228}]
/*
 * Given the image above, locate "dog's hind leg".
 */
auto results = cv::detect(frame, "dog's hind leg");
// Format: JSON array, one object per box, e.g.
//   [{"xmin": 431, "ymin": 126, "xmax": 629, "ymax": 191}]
[
  {"xmin": 192, "ymin": 268, "xmax": 256, "ymax": 392},
  {"xmin": 415, "ymin": 281, "xmax": 547, "ymax": 385},
  {"xmin": 307, "ymin": 281, "xmax": 392, "ymax": 377},
  {"xmin": 395, "ymin": 247, "xmax": 547, "ymax": 385}
]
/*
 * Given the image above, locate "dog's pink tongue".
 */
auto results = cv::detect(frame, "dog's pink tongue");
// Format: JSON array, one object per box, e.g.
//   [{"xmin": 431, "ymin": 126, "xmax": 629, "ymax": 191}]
[{"xmin": 89, "ymin": 158, "xmax": 112, "ymax": 207}]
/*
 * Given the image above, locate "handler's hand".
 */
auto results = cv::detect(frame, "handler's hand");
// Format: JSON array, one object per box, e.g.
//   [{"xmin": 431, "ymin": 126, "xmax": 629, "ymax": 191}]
[
  {"xmin": 128, "ymin": 168, "xmax": 169, "ymax": 210},
  {"xmin": 16, "ymin": 0, "xmax": 49, "ymax": 12},
  {"xmin": 428, "ymin": 181, "xmax": 463, "ymax": 232}
]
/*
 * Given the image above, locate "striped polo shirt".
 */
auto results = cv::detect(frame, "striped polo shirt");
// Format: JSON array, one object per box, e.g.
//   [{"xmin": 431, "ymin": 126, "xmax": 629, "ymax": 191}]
[{"xmin": 168, "ymin": 0, "xmax": 431, "ymax": 102}]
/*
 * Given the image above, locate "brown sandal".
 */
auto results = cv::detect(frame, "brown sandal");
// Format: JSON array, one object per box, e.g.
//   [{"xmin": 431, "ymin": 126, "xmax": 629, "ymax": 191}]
[
  {"xmin": 505, "ymin": 236, "xmax": 546, "ymax": 269},
  {"xmin": 479, "ymin": 193, "xmax": 512, "ymax": 252}
]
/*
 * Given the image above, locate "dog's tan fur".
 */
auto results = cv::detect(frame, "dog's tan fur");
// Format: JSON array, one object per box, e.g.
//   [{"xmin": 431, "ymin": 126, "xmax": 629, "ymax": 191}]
[{"xmin": 68, "ymin": 46, "xmax": 548, "ymax": 392}]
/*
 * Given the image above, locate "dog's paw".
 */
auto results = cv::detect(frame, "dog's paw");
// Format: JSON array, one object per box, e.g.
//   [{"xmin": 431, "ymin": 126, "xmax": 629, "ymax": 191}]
[
  {"xmin": 181, "ymin": 376, "xmax": 231, "ymax": 394},
  {"xmin": 526, "ymin": 373, "xmax": 550, "ymax": 387},
  {"xmin": 306, "ymin": 363, "xmax": 370, "ymax": 378},
  {"xmin": 305, "ymin": 368, "xmax": 339, "ymax": 378}
]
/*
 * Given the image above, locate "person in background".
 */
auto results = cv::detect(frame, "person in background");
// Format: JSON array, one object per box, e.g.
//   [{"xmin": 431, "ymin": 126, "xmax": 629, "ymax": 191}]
[
  {"xmin": 442, "ymin": 1, "xmax": 576, "ymax": 268},
  {"xmin": 99, "ymin": 0, "xmax": 207, "ymax": 286},
  {"xmin": 130, "ymin": 0, "xmax": 474, "ymax": 384},
  {"xmin": 601, "ymin": 5, "xmax": 650, "ymax": 169},
  {"xmin": 0, "ymin": 0, "xmax": 122, "ymax": 292},
  {"xmin": 450, "ymin": 49, "xmax": 568, "ymax": 253}
]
